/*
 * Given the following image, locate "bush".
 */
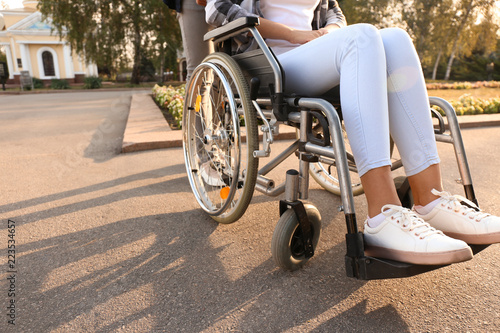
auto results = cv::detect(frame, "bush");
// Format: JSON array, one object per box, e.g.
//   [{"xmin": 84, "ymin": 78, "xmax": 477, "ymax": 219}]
[
  {"xmin": 434, "ymin": 94, "xmax": 500, "ymax": 116},
  {"xmin": 83, "ymin": 76, "xmax": 102, "ymax": 89},
  {"xmin": 152, "ymin": 84, "xmax": 185, "ymax": 129},
  {"xmin": 50, "ymin": 79, "xmax": 70, "ymax": 90},
  {"xmin": 451, "ymin": 94, "xmax": 500, "ymax": 116},
  {"xmin": 32, "ymin": 77, "xmax": 45, "ymax": 89}
]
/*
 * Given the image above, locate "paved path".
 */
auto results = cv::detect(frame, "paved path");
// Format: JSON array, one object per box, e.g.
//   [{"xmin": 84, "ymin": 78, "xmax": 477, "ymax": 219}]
[{"xmin": 0, "ymin": 91, "xmax": 499, "ymax": 332}]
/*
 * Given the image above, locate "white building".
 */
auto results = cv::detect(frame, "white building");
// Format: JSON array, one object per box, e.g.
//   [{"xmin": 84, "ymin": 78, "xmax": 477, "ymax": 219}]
[{"xmin": 0, "ymin": 1, "xmax": 98, "ymax": 84}]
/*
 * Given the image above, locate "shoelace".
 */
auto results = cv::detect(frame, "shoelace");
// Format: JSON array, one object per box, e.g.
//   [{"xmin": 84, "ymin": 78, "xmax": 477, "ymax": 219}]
[
  {"xmin": 431, "ymin": 189, "xmax": 490, "ymax": 222},
  {"xmin": 382, "ymin": 205, "xmax": 442, "ymax": 239}
]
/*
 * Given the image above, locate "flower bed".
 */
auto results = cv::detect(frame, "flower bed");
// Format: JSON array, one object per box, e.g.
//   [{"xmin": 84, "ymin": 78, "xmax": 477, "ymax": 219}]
[
  {"xmin": 448, "ymin": 94, "xmax": 500, "ymax": 116},
  {"xmin": 152, "ymin": 84, "xmax": 185, "ymax": 129},
  {"xmin": 426, "ymin": 81, "xmax": 500, "ymax": 90},
  {"xmin": 152, "ymin": 83, "xmax": 500, "ymax": 129}
]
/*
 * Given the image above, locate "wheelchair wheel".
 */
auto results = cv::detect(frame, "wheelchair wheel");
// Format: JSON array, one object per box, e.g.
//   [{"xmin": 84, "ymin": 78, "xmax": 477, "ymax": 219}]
[
  {"xmin": 271, "ymin": 204, "xmax": 321, "ymax": 271},
  {"xmin": 183, "ymin": 53, "xmax": 259, "ymax": 224},
  {"xmin": 306, "ymin": 122, "xmax": 364, "ymax": 196}
]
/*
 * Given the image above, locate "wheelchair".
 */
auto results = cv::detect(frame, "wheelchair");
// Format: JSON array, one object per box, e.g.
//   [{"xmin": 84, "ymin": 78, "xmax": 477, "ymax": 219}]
[{"xmin": 182, "ymin": 17, "xmax": 487, "ymax": 280}]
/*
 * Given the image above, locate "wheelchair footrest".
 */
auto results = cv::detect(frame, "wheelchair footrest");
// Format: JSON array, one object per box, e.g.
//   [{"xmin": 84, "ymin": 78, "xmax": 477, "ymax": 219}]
[{"xmin": 345, "ymin": 255, "xmax": 447, "ymax": 280}]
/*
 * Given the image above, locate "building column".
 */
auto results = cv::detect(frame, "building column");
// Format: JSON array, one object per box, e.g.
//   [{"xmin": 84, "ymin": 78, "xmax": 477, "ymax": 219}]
[
  {"xmin": 19, "ymin": 43, "xmax": 32, "ymax": 75},
  {"xmin": 63, "ymin": 43, "xmax": 75, "ymax": 79},
  {"xmin": 86, "ymin": 62, "xmax": 98, "ymax": 76},
  {"xmin": 1, "ymin": 44, "xmax": 15, "ymax": 79},
  {"xmin": 73, "ymin": 54, "xmax": 85, "ymax": 83},
  {"xmin": 9, "ymin": 38, "xmax": 20, "ymax": 74}
]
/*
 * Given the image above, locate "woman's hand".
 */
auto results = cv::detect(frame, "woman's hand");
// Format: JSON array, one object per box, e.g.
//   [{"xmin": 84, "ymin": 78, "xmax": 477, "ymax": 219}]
[
  {"xmin": 319, "ymin": 24, "xmax": 341, "ymax": 34},
  {"xmin": 287, "ymin": 29, "xmax": 326, "ymax": 44},
  {"xmin": 257, "ymin": 19, "xmax": 341, "ymax": 45}
]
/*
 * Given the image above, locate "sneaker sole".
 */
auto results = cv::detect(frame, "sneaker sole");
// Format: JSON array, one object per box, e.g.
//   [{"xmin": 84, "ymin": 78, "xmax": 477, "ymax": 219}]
[
  {"xmin": 443, "ymin": 231, "xmax": 500, "ymax": 245},
  {"xmin": 364, "ymin": 245, "xmax": 473, "ymax": 265}
]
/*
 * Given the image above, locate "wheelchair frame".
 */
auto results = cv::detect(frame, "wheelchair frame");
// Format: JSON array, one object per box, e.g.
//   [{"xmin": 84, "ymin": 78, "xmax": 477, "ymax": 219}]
[{"xmin": 183, "ymin": 17, "xmax": 487, "ymax": 280}]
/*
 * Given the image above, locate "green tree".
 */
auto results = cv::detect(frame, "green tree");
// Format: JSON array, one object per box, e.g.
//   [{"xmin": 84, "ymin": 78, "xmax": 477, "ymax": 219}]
[
  {"xmin": 38, "ymin": 0, "xmax": 181, "ymax": 84},
  {"xmin": 339, "ymin": 0, "xmax": 401, "ymax": 27},
  {"xmin": 439, "ymin": 0, "xmax": 496, "ymax": 80},
  {"xmin": 341, "ymin": 0, "xmax": 499, "ymax": 81},
  {"xmin": 401, "ymin": 0, "xmax": 456, "ymax": 79},
  {"xmin": 0, "ymin": 48, "xmax": 6, "ymax": 62}
]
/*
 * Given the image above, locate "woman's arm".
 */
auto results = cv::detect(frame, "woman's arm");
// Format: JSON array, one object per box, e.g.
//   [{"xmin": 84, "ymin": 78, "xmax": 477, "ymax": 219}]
[
  {"xmin": 206, "ymin": 0, "xmax": 259, "ymax": 27},
  {"xmin": 258, "ymin": 18, "xmax": 341, "ymax": 44},
  {"xmin": 206, "ymin": 0, "xmax": 342, "ymax": 45},
  {"xmin": 324, "ymin": 0, "xmax": 346, "ymax": 28}
]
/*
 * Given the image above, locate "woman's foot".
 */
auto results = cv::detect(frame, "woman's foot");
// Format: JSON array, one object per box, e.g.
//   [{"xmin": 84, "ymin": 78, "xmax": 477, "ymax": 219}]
[
  {"xmin": 363, "ymin": 205, "xmax": 473, "ymax": 265},
  {"xmin": 414, "ymin": 189, "xmax": 500, "ymax": 245}
]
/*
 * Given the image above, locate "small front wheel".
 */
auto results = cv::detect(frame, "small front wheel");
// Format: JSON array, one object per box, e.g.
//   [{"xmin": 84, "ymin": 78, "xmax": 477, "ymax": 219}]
[{"xmin": 271, "ymin": 204, "xmax": 321, "ymax": 271}]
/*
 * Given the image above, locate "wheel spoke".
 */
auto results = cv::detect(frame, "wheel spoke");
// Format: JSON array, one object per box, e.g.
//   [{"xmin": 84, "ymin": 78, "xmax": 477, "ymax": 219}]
[{"xmin": 183, "ymin": 53, "xmax": 258, "ymax": 223}]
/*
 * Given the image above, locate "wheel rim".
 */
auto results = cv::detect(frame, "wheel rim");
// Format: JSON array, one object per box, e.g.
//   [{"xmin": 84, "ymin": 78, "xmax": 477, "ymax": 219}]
[
  {"xmin": 289, "ymin": 224, "xmax": 315, "ymax": 258},
  {"xmin": 184, "ymin": 62, "xmax": 240, "ymax": 216},
  {"xmin": 183, "ymin": 56, "xmax": 256, "ymax": 220},
  {"xmin": 307, "ymin": 120, "xmax": 363, "ymax": 195}
]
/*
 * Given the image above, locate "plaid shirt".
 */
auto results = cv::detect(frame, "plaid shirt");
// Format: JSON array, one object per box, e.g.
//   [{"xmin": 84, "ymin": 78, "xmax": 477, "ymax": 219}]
[{"xmin": 205, "ymin": 0, "xmax": 347, "ymax": 53}]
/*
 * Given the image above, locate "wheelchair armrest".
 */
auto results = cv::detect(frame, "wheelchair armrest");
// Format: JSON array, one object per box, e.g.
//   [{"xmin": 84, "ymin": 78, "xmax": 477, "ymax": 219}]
[{"xmin": 204, "ymin": 16, "xmax": 260, "ymax": 42}]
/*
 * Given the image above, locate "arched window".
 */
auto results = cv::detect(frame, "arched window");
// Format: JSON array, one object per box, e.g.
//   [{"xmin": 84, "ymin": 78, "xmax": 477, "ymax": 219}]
[{"xmin": 42, "ymin": 51, "xmax": 55, "ymax": 77}]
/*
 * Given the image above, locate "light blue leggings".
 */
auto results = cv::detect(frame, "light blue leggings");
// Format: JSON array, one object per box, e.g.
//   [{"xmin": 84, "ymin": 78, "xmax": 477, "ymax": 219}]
[{"xmin": 277, "ymin": 24, "xmax": 440, "ymax": 177}]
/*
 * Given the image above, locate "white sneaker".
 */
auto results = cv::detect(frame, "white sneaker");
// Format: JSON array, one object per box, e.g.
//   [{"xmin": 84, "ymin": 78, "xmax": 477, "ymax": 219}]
[
  {"xmin": 363, "ymin": 205, "xmax": 473, "ymax": 265},
  {"xmin": 415, "ymin": 189, "xmax": 500, "ymax": 245}
]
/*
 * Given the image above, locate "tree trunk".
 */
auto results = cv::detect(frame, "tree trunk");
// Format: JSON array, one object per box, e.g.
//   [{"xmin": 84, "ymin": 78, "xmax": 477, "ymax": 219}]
[
  {"xmin": 443, "ymin": 0, "xmax": 474, "ymax": 80},
  {"xmin": 432, "ymin": 49, "xmax": 442, "ymax": 80},
  {"xmin": 131, "ymin": 29, "xmax": 142, "ymax": 85},
  {"xmin": 159, "ymin": 42, "xmax": 165, "ymax": 83},
  {"xmin": 444, "ymin": 48, "xmax": 456, "ymax": 81},
  {"xmin": 130, "ymin": 1, "xmax": 142, "ymax": 85}
]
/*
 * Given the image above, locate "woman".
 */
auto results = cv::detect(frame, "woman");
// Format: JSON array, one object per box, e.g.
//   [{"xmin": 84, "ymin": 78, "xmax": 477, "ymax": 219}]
[
  {"xmin": 164, "ymin": 0, "xmax": 213, "ymax": 83},
  {"xmin": 205, "ymin": 0, "xmax": 500, "ymax": 265}
]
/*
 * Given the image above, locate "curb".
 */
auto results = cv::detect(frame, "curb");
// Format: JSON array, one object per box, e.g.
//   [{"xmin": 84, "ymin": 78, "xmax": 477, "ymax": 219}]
[
  {"xmin": 0, "ymin": 87, "xmax": 154, "ymax": 95},
  {"xmin": 122, "ymin": 94, "xmax": 500, "ymax": 153}
]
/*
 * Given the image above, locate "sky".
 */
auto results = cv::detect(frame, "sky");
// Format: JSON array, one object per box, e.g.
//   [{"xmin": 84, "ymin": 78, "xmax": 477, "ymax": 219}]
[{"xmin": 1, "ymin": 0, "xmax": 23, "ymax": 10}]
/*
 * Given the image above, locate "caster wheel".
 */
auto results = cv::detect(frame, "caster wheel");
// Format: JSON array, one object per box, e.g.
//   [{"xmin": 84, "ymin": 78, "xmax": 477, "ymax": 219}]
[
  {"xmin": 394, "ymin": 176, "xmax": 414, "ymax": 209},
  {"xmin": 271, "ymin": 204, "xmax": 321, "ymax": 271}
]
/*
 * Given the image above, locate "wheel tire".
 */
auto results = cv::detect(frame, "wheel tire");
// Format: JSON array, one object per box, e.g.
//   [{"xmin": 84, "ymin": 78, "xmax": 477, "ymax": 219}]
[
  {"xmin": 271, "ymin": 204, "xmax": 321, "ymax": 271},
  {"xmin": 394, "ymin": 176, "xmax": 414, "ymax": 209},
  {"xmin": 309, "ymin": 160, "xmax": 364, "ymax": 196},
  {"xmin": 183, "ymin": 52, "xmax": 258, "ymax": 224}
]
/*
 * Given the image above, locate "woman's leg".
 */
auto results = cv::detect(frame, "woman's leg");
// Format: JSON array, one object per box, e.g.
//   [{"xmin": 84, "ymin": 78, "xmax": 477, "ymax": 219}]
[
  {"xmin": 277, "ymin": 24, "xmax": 473, "ymax": 264},
  {"xmin": 380, "ymin": 28, "xmax": 500, "ymax": 245},
  {"xmin": 278, "ymin": 24, "xmax": 390, "ymax": 174},
  {"xmin": 380, "ymin": 28, "xmax": 441, "ymax": 179},
  {"xmin": 278, "ymin": 24, "xmax": 397, "ymax": 217},
  {"xmin": 379, "ymin": 27, "xmax": 443, "ymax": 205},
  {"xmin": 361, "ymin": 166, "xmax": 400, "ymax": 218},
  {"xmin": 177, "ymin": 0, "xmax": 213, "ymax": 83},
  {"xmin": 408, "ymin": 163, "xmax": 442, "ymax": 206}
]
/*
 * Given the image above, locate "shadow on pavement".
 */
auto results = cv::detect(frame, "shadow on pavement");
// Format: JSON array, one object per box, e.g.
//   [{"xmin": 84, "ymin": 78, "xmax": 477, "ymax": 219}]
[
  {"xmin": 1, "ymin": 164, "xmax": 186, "ymax": 227},
  {"xmin": 16, "ymin": 210, "xmax": 387, "ymax": 332},
  {"xmin": 14, "ymin": 172, "xmax": 411, "ymax": 332}
]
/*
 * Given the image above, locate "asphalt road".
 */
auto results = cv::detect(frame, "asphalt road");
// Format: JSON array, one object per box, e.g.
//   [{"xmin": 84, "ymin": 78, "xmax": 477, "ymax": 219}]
[{"xmin": 1, "ymin": 91, "xmax": 499, "ymax": 332}]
